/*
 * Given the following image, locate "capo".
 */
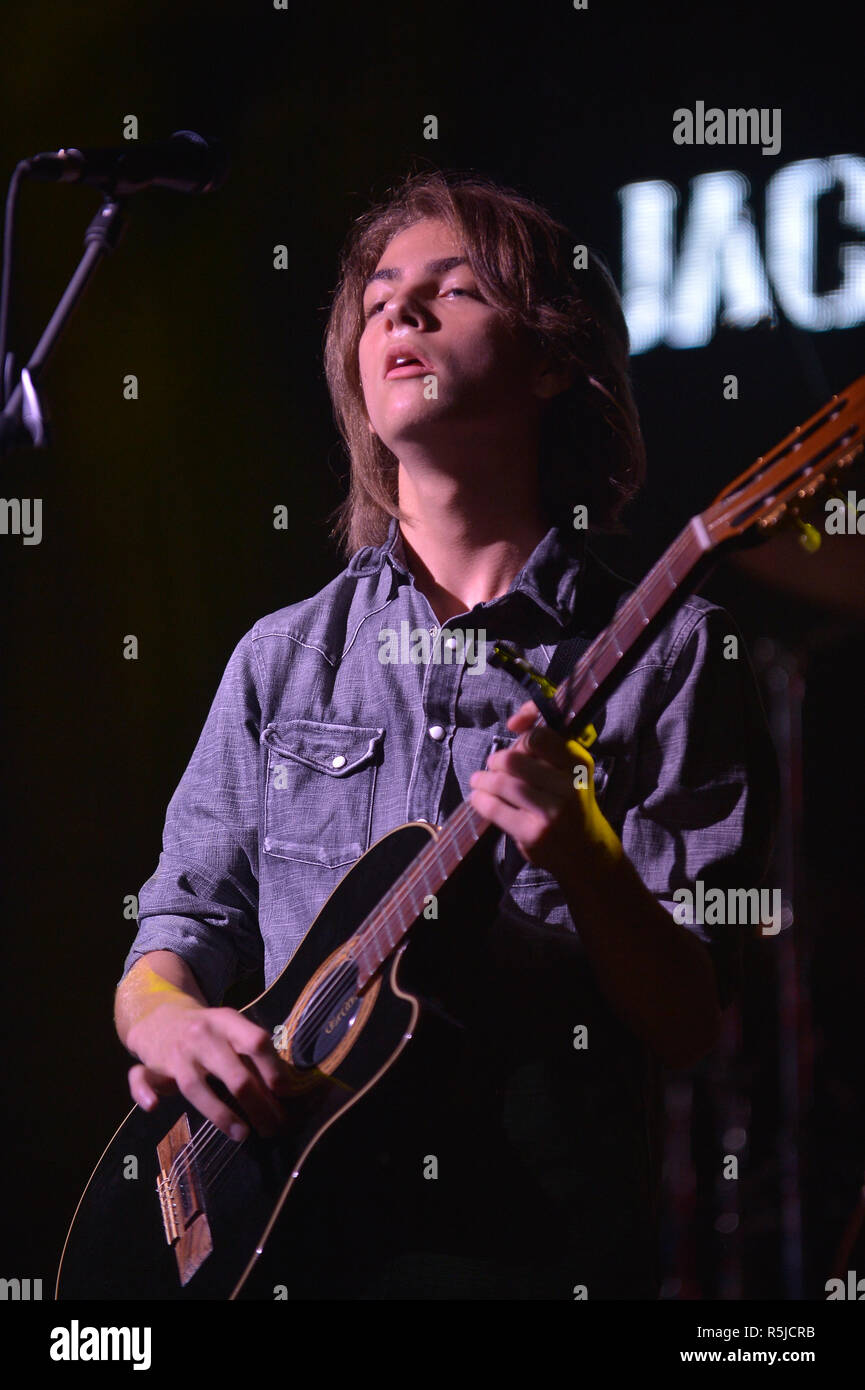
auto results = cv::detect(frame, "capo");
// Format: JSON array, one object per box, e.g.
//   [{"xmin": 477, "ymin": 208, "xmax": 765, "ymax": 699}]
[{"xmin": 489, "ymin": 642, "xmax": 596, "ymax": 752}]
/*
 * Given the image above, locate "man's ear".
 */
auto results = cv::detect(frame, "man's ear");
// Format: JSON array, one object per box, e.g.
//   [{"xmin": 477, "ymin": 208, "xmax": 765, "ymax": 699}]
[{"xmin": 531, "ymin": 356, "xmax": 573, "ymax": 401}]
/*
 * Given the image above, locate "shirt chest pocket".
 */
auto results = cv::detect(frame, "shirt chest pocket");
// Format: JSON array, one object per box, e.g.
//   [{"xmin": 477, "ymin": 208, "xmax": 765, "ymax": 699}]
[{"xmin": 260, "ymin": 719, "xmax": 385, "ymax": 868}]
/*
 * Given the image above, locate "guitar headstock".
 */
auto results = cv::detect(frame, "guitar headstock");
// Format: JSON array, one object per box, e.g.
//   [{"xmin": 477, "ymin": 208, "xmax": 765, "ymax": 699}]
[{"xmin": 700, "ymin": 375, "xmax": 865, "ymax": 549}]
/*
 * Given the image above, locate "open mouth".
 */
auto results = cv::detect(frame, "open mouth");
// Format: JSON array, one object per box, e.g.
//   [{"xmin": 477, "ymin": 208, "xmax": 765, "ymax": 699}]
[{"xmin": 384, "ymin": 351, "xmax": 432, "ymax": 379}]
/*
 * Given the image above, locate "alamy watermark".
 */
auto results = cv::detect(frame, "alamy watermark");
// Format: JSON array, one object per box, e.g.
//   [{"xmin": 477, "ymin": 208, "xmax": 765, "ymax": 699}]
[
  {"xmin": 49, "ymin": 1321, "xmax": 151, "ymax": 1370},
  {"xmin": 0, "ymin": 497, "xmax": 42, "ymax": 544},
  {"xmin": 825, "ymin": 490, "xmax": 864, "ymax": 533},
  {"xmin": 0, "ymin": 1276, "xmax": 42, "ymax": 1299},
  {"xmin": 378, "ymin": 621, "xmax": 487, "ymax": 675},
  {"xmin": 673, "ymin": 102, "xmax": 781, "ymax": 157},
  {"xmin": 673, "ymin": 880, "xmax": 782, "ymax": 935},
  {"xmin": 826, "ymin": 1271, "xmax": 865, "ymax": 1299}
]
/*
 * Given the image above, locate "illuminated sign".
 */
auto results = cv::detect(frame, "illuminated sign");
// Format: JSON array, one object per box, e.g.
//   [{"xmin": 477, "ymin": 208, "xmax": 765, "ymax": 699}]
[{"xmin": 618, "ymin": 155, "xmax": 865, "ymax": 352}]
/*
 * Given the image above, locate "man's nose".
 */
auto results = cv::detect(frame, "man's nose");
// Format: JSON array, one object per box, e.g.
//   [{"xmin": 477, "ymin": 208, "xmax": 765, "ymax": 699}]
[{"xmin": 382, "ymin": 290, "xmax": 424, "ymax": 327}]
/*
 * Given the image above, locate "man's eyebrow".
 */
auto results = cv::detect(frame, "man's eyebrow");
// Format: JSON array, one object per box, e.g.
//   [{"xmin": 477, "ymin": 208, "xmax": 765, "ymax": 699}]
[{"xmin": 362, "ymin": 255, "xmax": 469, "ymax": 293}]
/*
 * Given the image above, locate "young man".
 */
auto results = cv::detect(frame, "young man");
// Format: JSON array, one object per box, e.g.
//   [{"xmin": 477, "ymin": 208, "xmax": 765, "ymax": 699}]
[{"xmin": 115, "ymin": 170, "xmax": 777, "ymax": 1299}]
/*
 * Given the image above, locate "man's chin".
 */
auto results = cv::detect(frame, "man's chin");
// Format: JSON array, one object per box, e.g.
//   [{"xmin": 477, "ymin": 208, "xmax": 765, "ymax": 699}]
[{"xmin": 376, "ymin": 410, "xmax": 455, "ymax": 451}]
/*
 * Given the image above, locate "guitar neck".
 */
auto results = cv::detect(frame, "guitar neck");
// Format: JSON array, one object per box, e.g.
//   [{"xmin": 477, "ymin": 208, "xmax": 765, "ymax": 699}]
[
  {"xmin": 553, "ymin": 516, "xmax": 713, "ymax": 731},
  {"xmin": 352, "ymin": 515, "xmax": 712, "ymax": 988},
  {"xmin": 350, "ymin": 374, "xmax": 865, "ymax": 985}
]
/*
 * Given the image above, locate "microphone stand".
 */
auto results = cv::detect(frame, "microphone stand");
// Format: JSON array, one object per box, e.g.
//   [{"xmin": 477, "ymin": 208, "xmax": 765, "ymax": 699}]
[{"xmin": 0, "ymin": 196, "xmax": 126, "ymax": 458}]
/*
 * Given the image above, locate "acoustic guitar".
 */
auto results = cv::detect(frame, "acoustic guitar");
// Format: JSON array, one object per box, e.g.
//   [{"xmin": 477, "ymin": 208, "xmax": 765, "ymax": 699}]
[{"xmin": 56, "ymin": 377, "xmax": 865, "ymax": 1299}]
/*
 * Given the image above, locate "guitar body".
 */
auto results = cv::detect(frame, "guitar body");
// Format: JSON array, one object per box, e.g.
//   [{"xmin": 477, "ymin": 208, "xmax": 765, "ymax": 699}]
[{"xmin": 57, "ymin": 822, "xmax": 484, "ymax": 1301}]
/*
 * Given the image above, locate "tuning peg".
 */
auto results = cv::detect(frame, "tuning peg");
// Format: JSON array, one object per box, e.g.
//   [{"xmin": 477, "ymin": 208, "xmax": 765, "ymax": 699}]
[{"xmin": 794, "ymin": 517, "xmax": 821, "ymax": 552}]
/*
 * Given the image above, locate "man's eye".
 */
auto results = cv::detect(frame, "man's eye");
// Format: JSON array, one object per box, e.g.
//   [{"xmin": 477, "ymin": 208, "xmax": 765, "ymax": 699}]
[{"xmin": 363, "ymin": 287, "xmax": 478, "ymax": 319}]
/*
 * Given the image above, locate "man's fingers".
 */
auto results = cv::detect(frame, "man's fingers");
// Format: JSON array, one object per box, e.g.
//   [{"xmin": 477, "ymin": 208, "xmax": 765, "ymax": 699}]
[
  {"xmin": 191, "ymin": 1033, "xmax": 286, "ymax": 1137},
  {"xmin": 504, "ymin": 703, "xmax": 595, "ymax": 777},
  {"xmin": 221, "ymin": 1012, "xmax": 295, "ymax": 1093},
  {"xmin": 128, "ymin": 1063, "xmax": 177, "ymax": 1110},
  {"xmin": 173, "ymin": 1065, "xmax": 252, "ymax": 1141},
  {"xmin": 487, "ymin": 747, "xmax": 576, "ymax": 794},
  {"xmin": 231, "ymin": 1054, "xmax": 288, "ymax": 1133},
  {"xmin": 526, "ymin": 726, "xmax": 595, "ymax": 776},
  {"xmin": 129, "ymin": 1057, "xmax": 250, "ymax": 1140},
  {"xmin": 128, "ymin": 1010, "xmax": 290, "ymax": 1139},
  {"xmin": 469, "ymin": 787, "xmax": 544, "ymax": 847},
  {"xmin": 506, "ymin": 699, "xmax": 540, "ymax": 731},
  {"xmin": 471, "ymin": 767, "xmax": 562, "ymax": 818}
]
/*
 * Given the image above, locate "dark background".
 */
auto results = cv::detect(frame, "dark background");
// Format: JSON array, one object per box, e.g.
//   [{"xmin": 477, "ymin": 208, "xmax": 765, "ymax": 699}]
[{"xmin": 1, "ymin": 0, "xmax": 863, "ymax": 1301}]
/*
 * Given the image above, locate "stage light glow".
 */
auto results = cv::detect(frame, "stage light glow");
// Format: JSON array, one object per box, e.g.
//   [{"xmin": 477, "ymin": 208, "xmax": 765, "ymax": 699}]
[{"xmin": 619, "ymin": 154, "xmax": 865, "ymax": 351}]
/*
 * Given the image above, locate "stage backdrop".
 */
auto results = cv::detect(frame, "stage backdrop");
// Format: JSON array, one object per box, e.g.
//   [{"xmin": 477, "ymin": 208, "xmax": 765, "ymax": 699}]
[{"xmin": 0, "ymin": 0, "xmax": 862, "ymax": 1302}]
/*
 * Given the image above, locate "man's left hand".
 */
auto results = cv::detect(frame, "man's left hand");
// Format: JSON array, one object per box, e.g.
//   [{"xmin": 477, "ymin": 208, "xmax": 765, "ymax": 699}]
[{"xmin": 469, "ymin": 698, "xmax": 623, "ymax": 884}]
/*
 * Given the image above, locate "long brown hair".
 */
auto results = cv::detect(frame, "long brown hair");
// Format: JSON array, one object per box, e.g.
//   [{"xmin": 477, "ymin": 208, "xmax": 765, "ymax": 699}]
[{"xmin": 324, "ymin": 169, "xmax": 646, "ymax": 555}]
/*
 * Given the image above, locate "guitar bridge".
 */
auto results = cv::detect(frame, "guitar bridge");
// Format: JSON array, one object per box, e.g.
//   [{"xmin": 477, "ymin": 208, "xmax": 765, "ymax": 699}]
[
  {"xmin": 156, "ymin": 1113, "xmax": 213, "ymax": 1286},
  {"xmin": 156, "ymin": 1172, "xmax": 179, "ymax": 1244}
]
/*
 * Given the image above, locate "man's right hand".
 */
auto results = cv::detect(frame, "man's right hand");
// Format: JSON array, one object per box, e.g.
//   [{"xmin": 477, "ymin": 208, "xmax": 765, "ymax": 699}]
[{"xmin": 118, "ymin": 956, "xmax": 294, "ymax": 1141}]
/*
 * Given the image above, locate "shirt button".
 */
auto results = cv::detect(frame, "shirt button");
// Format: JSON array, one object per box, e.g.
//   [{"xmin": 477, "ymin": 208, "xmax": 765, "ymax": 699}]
[
  {"xmin": 331, "ymin": 754, "xmax": 347, "ymax": 769},
  {"xmin": 428, "ymin": 725, "xmax": 446, "ymax": 741},
  {"xmin": 443, "ymin": 636, "xmax": 458, "ymax": 650}
]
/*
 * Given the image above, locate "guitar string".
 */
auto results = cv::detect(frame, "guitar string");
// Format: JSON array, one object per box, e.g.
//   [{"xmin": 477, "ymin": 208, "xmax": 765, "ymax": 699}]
[
  {"xmin": 165, "ymin": 1128, "xmax": 241, "ymax": 1211},
  {"xmin": 172, "ymin": 829, "xmax": 456, "ymax": 1192},
  {"xmin": 168, "ymin": 791, "xmax": 493, "ymax": 1190},
  {"xmin": 201, "ymin": 1142, "xmax": 243, "ymax": 1188},
  {"xmin": 164, "ymin": 524, "xmax": 702, "ymax": 1196},
  {"xmin": 173, "ymin": 798, "xmax": 471, "ymax": 1188},
  {"xmin": 165, "ymin": 813, "xmax": 484, "ymax": 1189},
  {"xmin": 164, "ymin": 956, "xmax": 359, "ymax": 1191},
  {"xmin": 163, "ymin": 953, "xmax": 361, "ymax": 1189}
]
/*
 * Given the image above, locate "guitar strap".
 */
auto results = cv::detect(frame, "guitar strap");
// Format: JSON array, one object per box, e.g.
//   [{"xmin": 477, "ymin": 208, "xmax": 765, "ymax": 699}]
[{"xmin": 542, "ymin": 629, "xmax": 593, "ymax": 693}]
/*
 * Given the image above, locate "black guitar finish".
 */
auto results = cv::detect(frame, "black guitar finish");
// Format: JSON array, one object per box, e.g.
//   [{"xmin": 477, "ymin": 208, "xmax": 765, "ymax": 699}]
[{"xmin": 56, "ymin": 823, "xmax": 479, "ymax": 1300}]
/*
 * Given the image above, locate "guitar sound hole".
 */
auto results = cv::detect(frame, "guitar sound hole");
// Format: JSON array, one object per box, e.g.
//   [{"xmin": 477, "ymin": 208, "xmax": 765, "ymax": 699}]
[{"xmin": 292, "ymin": 966, "xmax": 362, "ymax": 1067}]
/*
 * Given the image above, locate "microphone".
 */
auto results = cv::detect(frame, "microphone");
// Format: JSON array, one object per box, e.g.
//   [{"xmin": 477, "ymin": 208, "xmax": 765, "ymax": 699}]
[{"xmin": 23, "ymin": 130, "xmax": 228, "ymax": 196}]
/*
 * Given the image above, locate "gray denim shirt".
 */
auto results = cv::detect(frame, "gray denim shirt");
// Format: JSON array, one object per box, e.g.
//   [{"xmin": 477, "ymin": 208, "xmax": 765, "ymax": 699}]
[
  {"xmin": 120, "ymin": 520, "xmax": 777, "ymax": 1289},
  {"xmin": 123, "ymin": 519, "xmax": 776, "ymax": 997}
]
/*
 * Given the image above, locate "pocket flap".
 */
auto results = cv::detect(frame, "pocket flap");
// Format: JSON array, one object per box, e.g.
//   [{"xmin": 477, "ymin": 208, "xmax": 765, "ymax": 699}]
[{"xmin": 261, "ymin": 718, "xmax": 385, "ymax": 776}]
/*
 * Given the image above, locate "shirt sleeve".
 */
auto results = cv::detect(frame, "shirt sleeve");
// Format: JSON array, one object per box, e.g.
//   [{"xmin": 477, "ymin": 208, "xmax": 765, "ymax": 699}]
[
  {"xmin": 118, "ymin": 631, "xmax": 265, "ymax": 1005},
  {"xmin": 621, "ymin": 603, "xmax": 780, "ymax": 1009}
]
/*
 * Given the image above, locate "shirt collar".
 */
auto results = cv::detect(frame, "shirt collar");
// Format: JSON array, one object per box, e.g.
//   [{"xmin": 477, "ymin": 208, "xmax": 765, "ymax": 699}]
[{"xmin": 348, "ymin": 517, "xmax": 586, "ymax": 627}]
